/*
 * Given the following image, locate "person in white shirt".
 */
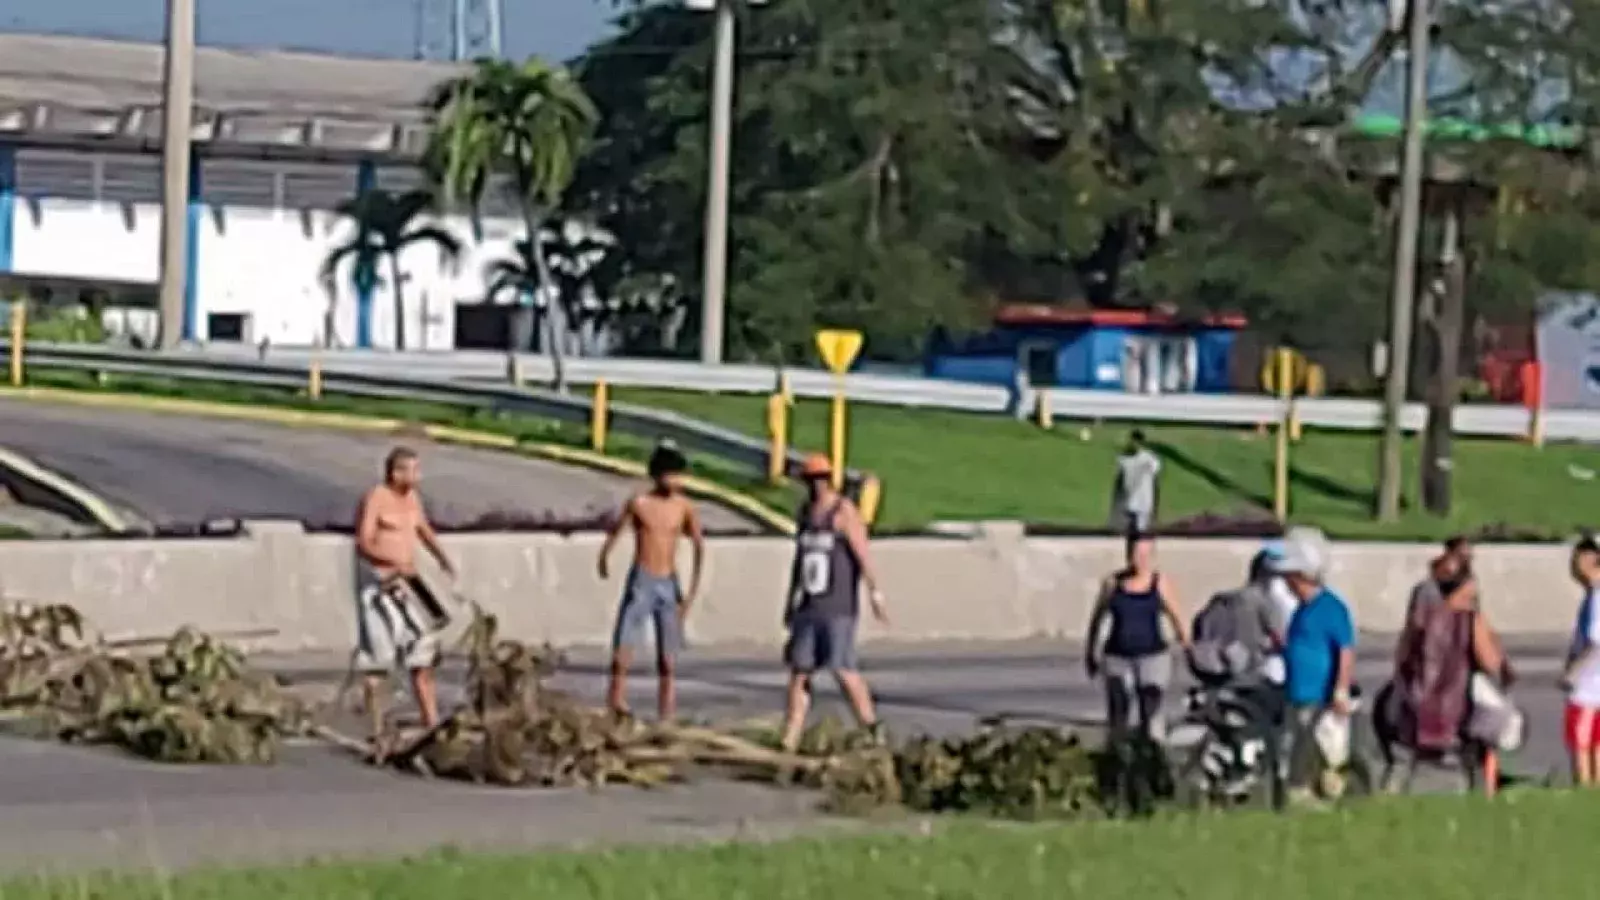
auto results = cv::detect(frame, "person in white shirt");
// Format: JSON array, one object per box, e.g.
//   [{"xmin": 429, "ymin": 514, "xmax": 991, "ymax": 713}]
[
  {"xmin": 1560, "ymin": 535, "xmax": 1600, "ymax": 786},
  {"xmin": 1110, "ymin": 430, "xmax": 1162, "ymax": 533}
]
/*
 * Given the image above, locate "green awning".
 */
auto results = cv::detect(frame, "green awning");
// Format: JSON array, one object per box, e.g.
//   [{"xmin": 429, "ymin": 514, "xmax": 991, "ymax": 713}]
[{"xmin": 1350, "ymin": 113, "xmax": 1582, "ymax": 149}]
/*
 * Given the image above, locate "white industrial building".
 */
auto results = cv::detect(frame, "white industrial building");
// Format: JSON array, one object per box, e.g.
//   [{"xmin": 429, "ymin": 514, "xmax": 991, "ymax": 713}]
[{"xmin": 0, "ymin": 32, "xmax": 558, "ymax": 351}]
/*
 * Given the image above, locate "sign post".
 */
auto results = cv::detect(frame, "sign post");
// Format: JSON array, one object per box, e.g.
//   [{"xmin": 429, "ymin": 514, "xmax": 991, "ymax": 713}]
[
  {"xmin": 1273, "ymin": 347, "xmax": 1294, "ymax": 521},
  {"xmin": 815, "ymin": 329, "xmax": 863, "ymax": 490},
  {"xmin": 9, "ymin": 300, "xmax": 24, "ymax": 387}
]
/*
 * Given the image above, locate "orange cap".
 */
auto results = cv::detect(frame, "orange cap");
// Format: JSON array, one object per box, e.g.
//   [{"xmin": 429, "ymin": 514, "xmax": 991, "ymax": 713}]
[{"xmin": 799, "ymin": 453, "xmax": 833, "ymax": 478}]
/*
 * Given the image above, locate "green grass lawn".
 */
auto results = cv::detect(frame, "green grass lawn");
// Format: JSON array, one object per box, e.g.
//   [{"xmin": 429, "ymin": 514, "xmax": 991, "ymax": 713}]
[
  {"xmin": 14, "ymin": 368, "xmax": 1600, "ymax": 540},
  {"xmin": 614, "ymin": 386, "xmax": 1600, "ymax": 539},
  {"xmin": 6, "ymin": 792, "xmax": 1596, "ymax": 899}
]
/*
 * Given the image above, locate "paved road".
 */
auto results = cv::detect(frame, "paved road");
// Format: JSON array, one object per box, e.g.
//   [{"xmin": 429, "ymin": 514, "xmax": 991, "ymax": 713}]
[
  {"xmin": 0, "ymin": 635, "xmax": 1575, "ymax": 874},
  {"xmin": 0, "ymin": 398, "xmax": 758, "ymax": 532}
]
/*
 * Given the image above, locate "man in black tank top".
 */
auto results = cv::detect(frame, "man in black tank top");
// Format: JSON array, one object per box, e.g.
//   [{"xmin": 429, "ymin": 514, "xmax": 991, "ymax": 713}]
[{"xmin": 778, "ymin": 453, "xmax": 890, "ymax": 752}]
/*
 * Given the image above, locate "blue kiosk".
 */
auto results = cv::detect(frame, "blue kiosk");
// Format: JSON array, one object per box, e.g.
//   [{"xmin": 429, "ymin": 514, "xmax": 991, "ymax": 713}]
[{"xmin": 925, "ymin": 304, "xmax": 1246, "ymax": 393}]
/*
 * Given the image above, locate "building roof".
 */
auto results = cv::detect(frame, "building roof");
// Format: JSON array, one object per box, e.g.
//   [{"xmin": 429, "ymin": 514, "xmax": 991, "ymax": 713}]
[
  {"xmin": 995, "ymin": 304, "xmax": 1247, "ymax": 330},
  {"xmin": 0, "ymin": 33, "xmax": 466, "ymax": 162}
]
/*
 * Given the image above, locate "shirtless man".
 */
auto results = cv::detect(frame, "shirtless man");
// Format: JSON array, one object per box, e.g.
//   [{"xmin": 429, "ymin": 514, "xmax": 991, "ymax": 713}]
[
  {"xmin": 353, "ymin": 446, "xmax": 457, "ymax": 740},
  {"xmin": 597, "ymin": 442, "xmax": 706, "ymax": 721}
]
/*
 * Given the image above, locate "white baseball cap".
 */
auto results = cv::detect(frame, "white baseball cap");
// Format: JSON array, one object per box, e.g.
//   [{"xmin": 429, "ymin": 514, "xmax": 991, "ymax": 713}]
[{"xmin": 1270, "ymin": 526, "xmax": 1330, "ymax": 579}]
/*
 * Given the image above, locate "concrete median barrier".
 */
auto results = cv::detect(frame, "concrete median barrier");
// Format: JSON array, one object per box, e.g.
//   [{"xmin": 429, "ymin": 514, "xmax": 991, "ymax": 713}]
[
  {"xmin": 0, "ymin": 523, "xmax": 1577, "ymax": 651},
  {"xmin": 0, "ymin": 523, "xmax": 1571, "ymax": 649}
]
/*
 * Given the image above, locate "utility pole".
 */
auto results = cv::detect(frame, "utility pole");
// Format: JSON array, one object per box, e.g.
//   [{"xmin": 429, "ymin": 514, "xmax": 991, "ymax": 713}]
[
  {"xmin": 1375, "ymin": 0, "xmax": 1431, "ymax": 521},
  {"xmin": 698, "ymin": 0, "xmax": 735, "ymax": 365},
  {"xmin": 156, "ymin": 0, "xmax": 196, "ymax": 349}
]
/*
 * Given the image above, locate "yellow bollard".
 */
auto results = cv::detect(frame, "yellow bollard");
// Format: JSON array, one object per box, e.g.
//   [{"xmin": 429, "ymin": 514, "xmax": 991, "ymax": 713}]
[
  {"xmin": 1305, "ymin": 364, "xmax": 1326, "ymax": 398},
  {"xmin": 1273, "ymin": 348, "xmax": 1293, "ymax": 521},
  {"xmin": 8, "ymin": 300, "xmax": 25, "ymax": 388},
  {"xmin": 591, "ymin": 380, "xmax": 610, "ymax": 453},
  {"xmin": 1530, "ymin": 404, "xmax": 1546, "ymax": 449},
  {"xmin": 766, "ymin": 391, "xmax": 789, "ymax": 485},
  {"xmin": 857, "ymin": 474, "xmax": 883, "ymax": 526},
  {"xmin": 1036, "ymin": 389, "xmax": 1053, "ymax": 430},
  {"xmin": 307, "ymin": 357, "xmax": 323, "ymax": 401}
]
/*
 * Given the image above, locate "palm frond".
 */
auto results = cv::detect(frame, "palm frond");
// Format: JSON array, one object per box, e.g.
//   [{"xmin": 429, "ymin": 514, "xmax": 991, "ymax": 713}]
[
  {"xmin": 400, "ymin": 225, "xmax": 465, "ymax": 258},
  {"xmin": 318, "ymin": 241, "xmax": 373, "ymax": 291},
  {"xmin": 423, "ymin": 56, "xmax": 599, "ymax": 215}
]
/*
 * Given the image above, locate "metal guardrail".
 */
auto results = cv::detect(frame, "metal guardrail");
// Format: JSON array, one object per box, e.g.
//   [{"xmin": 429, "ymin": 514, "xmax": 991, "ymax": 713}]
[
  {"xmin": 2, "ymin": 343, "xmax": 831, "ymax": 480},
  {"xmin": 177, "ymin": 343, "xmax": 1019, "ymax": 412},
  {"xmin": 5, "ymin": 340, "xmax": 1584, "ymax": 442},
  {"xmin": 172, "ymin": 342, "xmax": 1569, "ymax": 440}
]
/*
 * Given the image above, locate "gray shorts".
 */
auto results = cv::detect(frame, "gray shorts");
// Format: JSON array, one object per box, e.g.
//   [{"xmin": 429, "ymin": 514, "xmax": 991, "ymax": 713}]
[
  {"xmin": 354, "ymin": 577, "xmax": 441, "ymax": 674},
  {"xmin": 1102, "ymin": 652, "xmax": 1172, "ymax": 739},
  {"xmin": 785, "ymin": 615, "xmax": 859, "ymax": 673},
  {"xmin": 611, "ymin": 568, "xmax": 682, "ymax": 663}
]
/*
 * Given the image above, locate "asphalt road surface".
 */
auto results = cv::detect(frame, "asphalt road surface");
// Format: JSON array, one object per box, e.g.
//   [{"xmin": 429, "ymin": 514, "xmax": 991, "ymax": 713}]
[
  {"xmin": 0, "ymin": 398, "xmax": 758, "ymax": 532},
  {"xmin": 0, "ymin": 635, "xmax": 1574, "ymax": 875}
]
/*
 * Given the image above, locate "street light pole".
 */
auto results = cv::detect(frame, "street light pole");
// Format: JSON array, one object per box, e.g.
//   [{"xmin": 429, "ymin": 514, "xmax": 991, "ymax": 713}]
[
  {"xmin": 1376, "ymin": 0, "xmax": 1431, "ymax": 521},
  {"xmin": 698, "ymin": 0, "xmax": 735, "ymax": 365},
  {"xmin": 156, "ymin": 0, "xmax": 197, "ymax": 349}
]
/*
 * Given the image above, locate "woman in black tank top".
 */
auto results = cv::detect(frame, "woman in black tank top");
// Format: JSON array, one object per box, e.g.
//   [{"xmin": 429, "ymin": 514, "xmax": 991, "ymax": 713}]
[{"xmin": 1085, "ymin": 532, "xmax": 1189, "ymax": 740}]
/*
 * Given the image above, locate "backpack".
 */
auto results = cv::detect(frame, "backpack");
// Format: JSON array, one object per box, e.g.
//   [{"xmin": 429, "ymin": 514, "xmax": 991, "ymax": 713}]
[{"xmin": 1189, "ymin": 589, "xmax": 1257, "ymax": 681}]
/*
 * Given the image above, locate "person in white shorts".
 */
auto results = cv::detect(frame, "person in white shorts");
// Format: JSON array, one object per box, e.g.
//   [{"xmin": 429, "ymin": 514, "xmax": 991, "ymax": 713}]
[{"xmin": 353, "ymin": 447, "xmax": 457, "ymax": 741}]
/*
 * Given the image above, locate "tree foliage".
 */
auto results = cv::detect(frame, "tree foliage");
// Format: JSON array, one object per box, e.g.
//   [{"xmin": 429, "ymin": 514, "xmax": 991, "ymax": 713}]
[{"xmin": 565, "ymin": 0, "xmax": 1600, "ymax": 386}]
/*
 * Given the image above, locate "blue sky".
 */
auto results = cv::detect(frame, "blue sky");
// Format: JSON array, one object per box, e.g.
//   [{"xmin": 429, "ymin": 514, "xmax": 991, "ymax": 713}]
[{"xmin": 3, "ymin": 0, "xmax": 615, "ymax": 62}]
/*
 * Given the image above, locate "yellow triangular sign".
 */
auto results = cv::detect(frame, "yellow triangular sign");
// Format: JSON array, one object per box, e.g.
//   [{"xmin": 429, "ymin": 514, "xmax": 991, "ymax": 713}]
[{"xmin": 815, "ymin": 329, "xmax": 863, "ymax": 375}]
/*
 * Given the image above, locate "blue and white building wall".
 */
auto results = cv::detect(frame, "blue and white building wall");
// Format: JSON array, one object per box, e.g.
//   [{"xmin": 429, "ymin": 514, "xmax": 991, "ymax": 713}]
[{"xmin": 1, "ymin": 147, "xmax": 524, "ymax": 349}]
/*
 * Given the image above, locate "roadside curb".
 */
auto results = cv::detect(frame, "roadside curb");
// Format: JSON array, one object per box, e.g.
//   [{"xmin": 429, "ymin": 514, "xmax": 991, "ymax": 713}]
[
  {"xmin": 0, "ymin": 444, "xmax": 132, "ymax": 532},
  {"xmin": 0, "ymin": 386, "xmax": 796, "ymax": 535}
]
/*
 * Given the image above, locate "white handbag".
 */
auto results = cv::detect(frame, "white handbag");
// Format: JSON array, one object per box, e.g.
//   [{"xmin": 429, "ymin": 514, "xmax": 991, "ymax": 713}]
[
  {"xmin": 1469, "ymin": 673, "xmax": 1526, "ymax": 753},
  {"xmin": 1314, "ymin": 708, "xmax": 1352, "ymax": 769}
]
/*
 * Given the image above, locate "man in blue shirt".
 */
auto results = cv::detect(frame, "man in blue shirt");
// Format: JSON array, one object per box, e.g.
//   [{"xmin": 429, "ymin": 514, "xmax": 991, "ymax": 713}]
[{"xmin": 1273, "ymin": 527, "xmax": 1356, "ymax": 803}]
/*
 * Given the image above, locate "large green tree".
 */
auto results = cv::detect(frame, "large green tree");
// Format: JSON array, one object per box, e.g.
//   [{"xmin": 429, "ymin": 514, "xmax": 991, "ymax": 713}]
[
  {"xmin": 571, "ymin": 0, "xmax": 1028, "ymax": 364},
  {"xmin": 1128, "ymin": 0, "xmax": 1600, "ymax": 518},
  {"xmin": 427, "ymin": 57, "xmax": 599, "ymax": 391},
  {"xmin": 570, "ymin": 0, "xmax": 1408, "ymax": 362}
]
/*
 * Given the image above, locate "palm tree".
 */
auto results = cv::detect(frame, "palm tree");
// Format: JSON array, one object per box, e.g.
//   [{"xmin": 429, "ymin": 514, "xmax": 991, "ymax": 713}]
[
  {"xmin": 542, "ymin": 218, "xmax": 620, "ymax": 355},
  {"xmin": 425, "ymin": 57, "xmax": 598, "ymax": 391},
  {"xmin": 482, "ymin": 237, "xmax": 547, "ymax": 357},
  {"xmin": 320, "ymin": 189, "xmax": 462, "ymax": 351}
]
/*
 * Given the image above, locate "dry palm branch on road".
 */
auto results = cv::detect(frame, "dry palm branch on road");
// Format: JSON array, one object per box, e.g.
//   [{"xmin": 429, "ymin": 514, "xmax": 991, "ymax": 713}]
[
  {"xmin": 0, "ymin": 601, "xmax": 1111, "ymax": 819},
  {"xmin": 0, "ymin": 603, "xmax": 306, "ymax": 763}
]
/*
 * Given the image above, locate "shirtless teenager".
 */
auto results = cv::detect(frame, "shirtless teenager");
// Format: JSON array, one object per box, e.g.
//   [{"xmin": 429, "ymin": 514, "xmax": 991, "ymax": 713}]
[
  {"xmin": 353, "ymin": 446, "xmax": 457, "ymax": 740},
  {"xmin": 596, "ymin": 443, "xmax": 706, "ymax": 721}
]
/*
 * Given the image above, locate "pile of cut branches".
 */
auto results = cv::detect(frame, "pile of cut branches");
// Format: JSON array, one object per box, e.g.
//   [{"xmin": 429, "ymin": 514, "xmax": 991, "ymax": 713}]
[
  {"xmin": 0, "ymin": 602, "xmax": 307, "ymax": 763},
  {"xmin": 347, "ymin": 609, "xmax": 827, "ymax": 787},
  {"xmin": 349, "ymin": 607, "xmax": 1107, "ymax": 820},
  {"xmin": 2, "ymin": 601, "xmax": 1115, "ymax": 821}
]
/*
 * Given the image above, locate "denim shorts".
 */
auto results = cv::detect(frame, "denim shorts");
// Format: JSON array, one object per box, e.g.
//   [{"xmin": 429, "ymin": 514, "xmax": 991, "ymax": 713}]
[
  {"xmin": 784, "ymin": 614, "xmax": 859, "ymax": 673},
  {"xmin": 611, "ymin": 568, "xmax": 682, "ymax": 663}
]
